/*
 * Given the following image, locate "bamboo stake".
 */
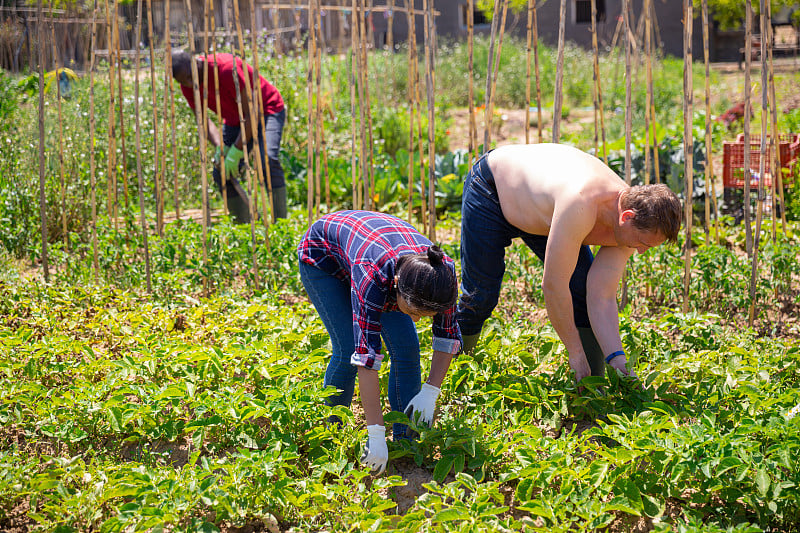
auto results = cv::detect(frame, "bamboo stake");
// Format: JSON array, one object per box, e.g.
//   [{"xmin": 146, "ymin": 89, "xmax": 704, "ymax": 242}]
[
  {"xmin": 231, "ymin": 0, "xmax": 261, "ymax": 288},
  {"xmin": 387, "ymin": 0, "xmax": 394, "ymax": 52},
  {"xmin": 163, "ymin": 0, "xmax": 180, "ymax": 220},
  {"xmin": 552, "ymin": 0, "xmax": 566, "ymax": 142},
  {"xmin": 468, "ymin": 0, "xmax": 476, "ymax": 155},
  {"xmin": 89, "ymin": 0, "xmax": 99, "ymax": 278},
  {"xmin": 50, "ymin": 21, "xmax": 67, "ymax": 255},
  {"xmin": 314, "ymin": 6, "xmax": 324, "ymax": 213},
  {"xmin": 623, "ymin": 0, "xmax": 632, "ymax": 187},
  {"xmin": 210, "ymin": 0, "xmax": 228, "ymax": 217},
  {"xmin": 482, "ymin": 0, "xmax": 500, "ymax": 150},
  {"xmin": 184, "ymin": 0, "xmax": 210, "ymax": 288},
  {"xmin": 250, "ymin": 0, "xmax": 275, "ymax": 225},
  {"xmin": 36, "ymin": 0, "xmax": 49, "ymax": 282},
  {"xmin": 423, "ymin": 0, "xmax": 436, "ymax": 240},
  {"xmin": 406, "ymin": 0, "xmax": 416, "ymax": 221},
  {"xmin": 307, "ymin": 0, "xmax": 317, "ymax": 219},
  {"xmin": 619, "ymin": 0, "xmax": 633, "ymax": 310},
  {"xmin": 133, "ymin": 0, "xmax": 152, "ymax": 293},
  {"xmin": 356, "ymin": 0, "xmax": 370, "ymax": 210},
  {"xmin": 487, "ymin": 0, "xmax": 508, "ymax": 150},
  {"xmin": 592, "ymin": 0, "xmax": 603, "ymax": 158},
  {"xmin": 350, "ymin": 0, "xmax": 358, "ymax": 211},
  {"xmin": 743, "ymin": 0, "xmax": 753, "ymax": 256},
  {"xmin": 411, "ymin": 1, "xmax": 427, "ymax": 229},
  {"xmin": 146, "ymin": 0, "xmax": 162, "ymax": 236},
  {"xmin": 701, "ymin": 0, "xmax": 717, "ymax": 243},
  {"xmin": 114, "ymin": 6, "xmax": 129, "ymax": 212},
  {"xmin": 643, "ymin": 0, "xmax": 651, "ymax": 183},
  {"xmin": 525, "ymin": 0, "xmax": 532, "ymax": 145},
  {"xmin": 532, "ymin": 1, "xmax": 542, "ymax": 144},
  {"xmin": 681, "ymin": 0, "xmax": 693, "ymax": 314},
  {"xmin": 359, "ymin": 0, "xmax": 375, "ymax": 209},
  {"xmin": 766, "ymin": 0, "xmax": 785, "ymax": 235},
  {"xmin": 105, "ymin": 0, "xmax": 117, "ymax": 229},
  {"xmin": 749, "ymin": 0, "xmax": 770, "ymax": 327}
]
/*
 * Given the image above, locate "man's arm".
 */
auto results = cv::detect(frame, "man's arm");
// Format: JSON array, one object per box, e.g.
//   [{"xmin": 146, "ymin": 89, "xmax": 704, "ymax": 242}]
[
  {"xmin": 542, "ymin": 200, "xmax": 597, "ymax": 382},
  {"xmin": 586, "ymin": 246, "xmax": 635, "ymax": 375},
  {"xmin": 206, "ymin": 116, "xmax": 221, "ymax": 148}
]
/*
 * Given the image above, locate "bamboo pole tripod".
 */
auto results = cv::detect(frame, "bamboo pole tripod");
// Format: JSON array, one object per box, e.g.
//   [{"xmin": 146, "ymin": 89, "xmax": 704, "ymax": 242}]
[{"xmin": 681, "ymin": 0, "xmax": 693, "ymax": 313}]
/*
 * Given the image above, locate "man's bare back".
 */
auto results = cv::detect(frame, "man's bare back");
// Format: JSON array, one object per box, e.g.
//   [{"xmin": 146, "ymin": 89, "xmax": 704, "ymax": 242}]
[{"xmin": 488, "ymin": 143, "xmax": 626, "ymax": 246}]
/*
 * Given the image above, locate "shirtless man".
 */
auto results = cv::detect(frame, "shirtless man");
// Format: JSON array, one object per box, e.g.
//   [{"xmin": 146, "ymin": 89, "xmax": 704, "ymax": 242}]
[{"xmin": 457, "ymin": 144, "xmax": 681, "ymax": 382}]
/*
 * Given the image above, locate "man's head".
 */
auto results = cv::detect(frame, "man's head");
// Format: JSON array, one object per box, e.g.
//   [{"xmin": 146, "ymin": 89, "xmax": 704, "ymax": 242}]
[
  {"xmin": 620, "ymin": 184, "xmax": 681, "ymax": 241},
  {"xmin": 171, "ymin": 50, "xmax": 194, "ymax": 86},
  {"xmin": 615, "ymin": 184, "xmax": 681, "ymax": 252}
]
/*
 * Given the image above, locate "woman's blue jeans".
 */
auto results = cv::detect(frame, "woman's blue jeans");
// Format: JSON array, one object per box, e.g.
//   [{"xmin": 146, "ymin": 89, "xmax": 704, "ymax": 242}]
[
  {"xmin": 457, "ymin": 152, "xmax": 595, "ymax": 336},
  {"xmin": 299, "ymin": 260, "xmax": 422, "ymax": 439}
]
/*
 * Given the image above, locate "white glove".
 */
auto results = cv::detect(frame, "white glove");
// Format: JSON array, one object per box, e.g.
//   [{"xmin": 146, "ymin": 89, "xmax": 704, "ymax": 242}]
[
  {"xmin": 404, "ymin": 383, "xmax": 441, "ymax": 426},
  {"xmin": 360, "ymin": 424, "xmax": 388, "ymax": 474}
]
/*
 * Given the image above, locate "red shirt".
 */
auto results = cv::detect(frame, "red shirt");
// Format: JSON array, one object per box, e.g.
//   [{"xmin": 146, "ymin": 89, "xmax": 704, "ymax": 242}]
[{"xmin": 180, "ymin": 53, "xmax": 284, "ymax": 127}]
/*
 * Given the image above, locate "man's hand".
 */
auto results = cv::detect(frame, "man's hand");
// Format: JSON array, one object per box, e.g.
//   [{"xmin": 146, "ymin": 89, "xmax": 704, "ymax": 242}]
[
  {"xmin": 608, "ymin": 354, "xmax": 637, "ymax": 378},
  {"xmin": 360, "ymin": 424, "xmax": 388, "ymax": 474},
  {"xmin": 404, "ymin": 383, "xmax": 440, "ymax": 426},
  {"xmin": 569, "ymin": 352, "xmax": 592, "ymax": 383},
  {"xmin": 224, "ymin": 145, "xmax": 244, "ymax": 174},
  {"xmin": 213, "ymin": 145, "xmax": 229, "ymax": 168}
]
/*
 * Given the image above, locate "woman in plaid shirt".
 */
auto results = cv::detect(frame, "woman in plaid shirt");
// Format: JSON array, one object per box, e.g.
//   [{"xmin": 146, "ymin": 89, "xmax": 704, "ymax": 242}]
[{"xmin": 298, "ymin": 210, "xmax": 462, "ymax": 474}]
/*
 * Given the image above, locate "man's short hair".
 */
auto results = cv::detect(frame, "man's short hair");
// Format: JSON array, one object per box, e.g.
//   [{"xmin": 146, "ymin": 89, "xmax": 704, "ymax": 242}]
[
  {"xmin": 621, "ymin": 184, "xmax": 682, "ymax": 242},
  {"xmin": 171, "ymin": 50, "xmax": 193, "ymax": 80}
]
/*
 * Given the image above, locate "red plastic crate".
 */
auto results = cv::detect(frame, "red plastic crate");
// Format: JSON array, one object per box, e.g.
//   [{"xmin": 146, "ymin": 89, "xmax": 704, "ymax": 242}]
[{"xmin": 722, "ymin": 133, "xmax": 800, "ymax": 190}]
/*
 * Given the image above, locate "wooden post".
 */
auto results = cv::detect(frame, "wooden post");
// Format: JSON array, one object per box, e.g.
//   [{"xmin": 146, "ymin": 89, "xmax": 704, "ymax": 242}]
[
  {"xmin": 89, "ymin": 0, "xmax": 99, "ymax": 278},
  {"xmin": 643, "ymin": 0, "xmax": 651, "ymax": 183},
  {"xmin": 307, "ymin": 0, "xmax": 317, "ymax": 219},
  {"xmin": 114, "ymin": 7, "xmax": 129, "ymax": 213},
  {"xmin": 592, "ymin": 0, "xmax": 608, "ymax": 160},
  {"xmin": 36, "ymin": 0, "xmax": 49, "ymax": 282},
  {"xmin": 701, "ymin": 0, "xmax": 718, "ymax": 243},
  {"xmin": 482, "ymin": 0, "xmax": 500, "ymax": 150},
  {"xmin": 163, "ymin": 0, "xmax": 181, "ymax": 220},
  {"xmin": 231, "ymin": 0, "xmax": 261, "ymax": 288},
  {"xmin": 766, "ymin": 0, "xmax": 785, "ymax": 235},
  {"xmin": 314, "ymin": 7, "xmax": 324, "ymax": 213},
  {"xmin": 552, "ymin": 0, "xmax": 566, "ymax": 142},
  {"xmin": 423, "ymin": 0, "xmax": 436, "ymax": 239},
  {"xmin": 487, "ymin": 0, "xmax": 508, "ymax": 151},
  {"xmin": 748, "ymin": 0, "xmax": 770, "ymax": 327},
  {"xmin": 407, "ymin": 0, "xmax": 416, "ymax": 221},
  {"xmin": 525, "ymin": 0, "xmax": 532, "ymax": 145},
  {"xmin": 532, "ymin": 1, "xmax": 542, "ymax": 144},
  {"xmin": 743, "ymin": 0, "xmax": 754, "ymax": 256},
  {"xmin": 250, "ymin": 0, "xmax": 275, "ymax": 225},
  {"xmin": 50, "ymin": 21, "xmax": 67, "ymax": 256},
  {"xmin": 623, "ymin": 0, "xmax": 632, "ymax": 187},
  {"xmin": 350, "ymin": 0, "xmax": 359, "ymax": 211},
  {"xmin": 134, "ymin": 0, "xmax": 152, "ymax": 292},
  {"xmin": 681, "ymin": 0, "xmax": 693, "ymax": 313},
  {"xmin": 105, "ymin": 0, "xmax": 118, "ymax": 229},
  {"xmin": 358, "ymin": 0, "xmax": 375, "ymax": 210},
  {"xmin": 466, "ymin": 0, "xmax": 475, "ymax": 155},
  {"xmin": 184, "ymin": 0, "xmax": 211, "ymax": 287},
  {"xmin": 210, "ymin": 0, "xmax": 228, "ymax": 217},
  {"xmin": 146, "ymin": 0, "xmax": 162, "ymax": 236}
]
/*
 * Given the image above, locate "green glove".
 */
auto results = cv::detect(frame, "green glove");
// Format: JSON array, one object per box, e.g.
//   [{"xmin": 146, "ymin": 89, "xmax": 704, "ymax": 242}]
[
  {"xmin": 224, "ymin": 145, "xmax": 244, "ymax": 175},
  {"xmin": 213, "ymin": 145, "xmax": 229, "ymax": 168}
]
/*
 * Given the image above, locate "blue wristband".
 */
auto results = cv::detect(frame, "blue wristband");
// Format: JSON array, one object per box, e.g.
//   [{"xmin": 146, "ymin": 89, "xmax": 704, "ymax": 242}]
[{"xmin": 605, "ymin": 350, "xmax": 625, "ymax": 364}]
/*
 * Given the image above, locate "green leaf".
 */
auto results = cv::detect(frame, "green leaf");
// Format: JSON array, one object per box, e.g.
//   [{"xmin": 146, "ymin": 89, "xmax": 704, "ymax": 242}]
[
  {"xmin": 433, "ymin": 507, "xmax": 468, "ymax": 522},
  {"xmin": 755, "ymin": 468, "xmax": 770, "ymax": 497},
  {"xmin": 433, "ymin": 455, "xmax": 455, "ymax": 483}
]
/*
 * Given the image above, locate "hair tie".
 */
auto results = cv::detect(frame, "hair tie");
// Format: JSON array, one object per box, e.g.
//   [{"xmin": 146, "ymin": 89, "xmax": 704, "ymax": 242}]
[{"xmin": 605, "ymin": 350, "xmax": 625, "ymax": 364}]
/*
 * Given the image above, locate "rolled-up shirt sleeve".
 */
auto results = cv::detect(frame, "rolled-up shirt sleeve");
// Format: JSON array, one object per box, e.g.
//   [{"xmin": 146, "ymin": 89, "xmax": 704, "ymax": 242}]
[
  {"xmin": 349, "ymin": 262, "xmax": 389, "ymax": 371},
  {"xmin": 432, "ymin": 305, "xmax": 462, "ymax": 355}
]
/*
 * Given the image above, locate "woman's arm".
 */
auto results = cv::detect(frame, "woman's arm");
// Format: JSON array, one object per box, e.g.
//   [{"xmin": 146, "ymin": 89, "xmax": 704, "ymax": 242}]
[{"xmin": 357, "ymin": 367, "xmax": 383, "ymax": 426}]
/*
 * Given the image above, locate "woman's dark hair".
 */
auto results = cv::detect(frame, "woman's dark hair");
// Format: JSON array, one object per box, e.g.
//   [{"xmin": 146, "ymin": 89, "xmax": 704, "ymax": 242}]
[
  {"xmin": 395, "ymin": 245, "xmax": 458, "ymax": 313},
  {"xmin": 171, "ymin": 50, "xmax": 193, "ymax": 80}
]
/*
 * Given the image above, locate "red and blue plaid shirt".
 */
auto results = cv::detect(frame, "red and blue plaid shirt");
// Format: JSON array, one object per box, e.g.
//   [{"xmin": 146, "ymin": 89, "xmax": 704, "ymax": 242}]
[{"xmin": 298, "ymin": 210, "xmax": 462, "ymax": 370}]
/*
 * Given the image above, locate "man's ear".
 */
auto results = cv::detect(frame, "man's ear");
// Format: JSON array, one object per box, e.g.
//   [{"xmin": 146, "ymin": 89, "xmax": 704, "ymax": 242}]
[{"xmin": 619, "ymin": 209, "xmax": 636, "ymax": 224}]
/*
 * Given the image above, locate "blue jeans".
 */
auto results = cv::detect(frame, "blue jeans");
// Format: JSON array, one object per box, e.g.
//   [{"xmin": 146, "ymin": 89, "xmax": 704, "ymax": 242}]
[
  {"xmin": 457, "ymin": 152, "xmax": 595, "ymax": 336},
  {"xmin": 212, "ymin": 108, "xmax": 286, "ymax": 192},
  {"xmin": 299, "ymin": 260, "xmax": 422, "ymax": 439}
]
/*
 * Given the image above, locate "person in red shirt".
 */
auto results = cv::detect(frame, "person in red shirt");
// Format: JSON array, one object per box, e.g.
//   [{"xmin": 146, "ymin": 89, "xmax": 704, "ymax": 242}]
[{"xmin": 171, "ymin": 50, "xmax": 287, "ymax": 222}]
